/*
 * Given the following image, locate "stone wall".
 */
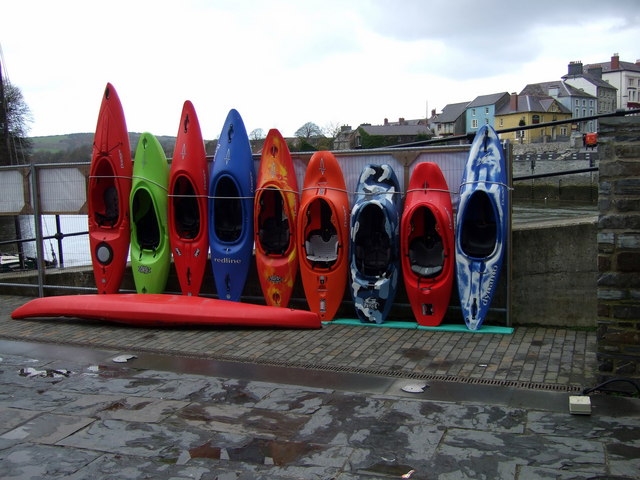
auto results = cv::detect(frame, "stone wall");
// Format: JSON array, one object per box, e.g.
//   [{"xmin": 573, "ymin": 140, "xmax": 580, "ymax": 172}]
[{"xmin": 597, "ymin": 116, "xmax": 640, "ymax": 382}]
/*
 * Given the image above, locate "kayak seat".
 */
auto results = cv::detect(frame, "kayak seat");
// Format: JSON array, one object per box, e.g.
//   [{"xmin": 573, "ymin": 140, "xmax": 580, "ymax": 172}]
[
  {"xmin": 356, "ymin": 231, "xmax": 390, "ymax": 277},
  {"xmin": 260, "ymin": 216, "xmax": 290, "ymax": 255},
  {"xmin": 461, "ymin": 221, "xmax": 496, "ymax": 258},
  {"xmin": 96, "ymin": 186, "xmax": 119, "ymax": 227},
  {"xmin": 306, "ymin": 231, "xmax": 338, "ymax": 262},
  {"xmin": 175, "ymin": 198, "xmax": 200, "ymax": 239},
  {"xmin": 409, "ymin": 236, "xmax": 443, "ymax": 278},
  {"xmin": 137, "ymin": 212, "xmax": 160, "ymax": 251}
]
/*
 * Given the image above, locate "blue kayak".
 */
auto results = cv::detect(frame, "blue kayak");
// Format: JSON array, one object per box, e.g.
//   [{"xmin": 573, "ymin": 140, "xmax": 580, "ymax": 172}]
[
  {"xmin": 455, "ymin": 125, "xmax": 509, "ymax": 330},
  {"xmin": 349, "ymin": 164, "xmax": 402, "ymax": 324},
  {"xmin": 208, "ymin": 109, "xmax": 255, "ymax": 301}
]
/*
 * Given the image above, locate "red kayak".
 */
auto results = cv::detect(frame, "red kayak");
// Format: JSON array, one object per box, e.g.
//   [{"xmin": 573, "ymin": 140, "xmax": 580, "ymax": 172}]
[
  {"xmin": 11, "ymin": 294, "xmax": 321, "ymax": 329},
  {"xmin": 168, "ymin": 101, "xmax": 208, "ymax": 296},
  {"xmin": 254, "ymin": 129, "xmax": 299, "ymax": 307},
  {"xmin": 297, "ymin": 151, "xmax": 349, "ymax": 321},
  {"xmin": 88, "ymin": 83, "xmax": 132, "ymax": 294},
  {"xmin": 401, "ymin": 162, "xmax": 455, "ymax": 326}
]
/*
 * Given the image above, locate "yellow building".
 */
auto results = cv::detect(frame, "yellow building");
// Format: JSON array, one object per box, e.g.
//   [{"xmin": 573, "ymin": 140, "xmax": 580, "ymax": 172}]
[{"xmin": 495, "ymin": 93, "xmax": 572, "ymax": 144}]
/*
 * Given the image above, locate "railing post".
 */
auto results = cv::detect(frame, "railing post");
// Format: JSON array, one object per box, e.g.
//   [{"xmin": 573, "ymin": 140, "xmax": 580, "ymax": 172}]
[{"xmin": 29, "ymin": 164, "xmax": 45, "ymax": 297}]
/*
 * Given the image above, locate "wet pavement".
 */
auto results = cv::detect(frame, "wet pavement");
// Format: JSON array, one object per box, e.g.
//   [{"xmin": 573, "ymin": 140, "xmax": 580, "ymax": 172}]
[{"xmin": 1, "ymin": 294, "xmax": 639, "ymax": 479}]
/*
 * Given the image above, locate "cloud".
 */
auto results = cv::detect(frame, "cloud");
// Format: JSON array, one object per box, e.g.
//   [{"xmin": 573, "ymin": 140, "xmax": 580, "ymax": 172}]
[{"xmin": 360, "ymin": 0, "xmax": 639, "ymax": 79}]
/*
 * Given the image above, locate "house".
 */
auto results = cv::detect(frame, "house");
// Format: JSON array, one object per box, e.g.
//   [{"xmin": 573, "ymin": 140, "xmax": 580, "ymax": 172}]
[
  {"xmin": 350, "ymin": 118, "xmax": 432, "ymax": 149},
  {"xmin": 495, "ymin": 93, "xmax": 572, "ymax": 144},
  {"xmin": 562, "ymin": 61, "xmax": 617, "ymax": 131},
  {"xmin": 333, "ymin": 125, "xmax": 354, "ymax": 150},
  {"xmin": 465, "ymin": 92, "xmax": 510, "ymax": 134},
  {"xmin": 520, "ymin": 81, "xmax": 597, "ymax": 133},
  {"xmin": 431, "ymin": 101, "xmax": 469, "ymax": 137},
  {"xmin": 585, "ymin": 53, "xmax": 640, "ymax": 110}
]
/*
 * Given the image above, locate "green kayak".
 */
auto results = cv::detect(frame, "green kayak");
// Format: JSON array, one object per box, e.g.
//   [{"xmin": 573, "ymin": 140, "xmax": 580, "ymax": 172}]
[{"xmin": 130, "ymin": 132, "xmax": 170, "ymax": 294}]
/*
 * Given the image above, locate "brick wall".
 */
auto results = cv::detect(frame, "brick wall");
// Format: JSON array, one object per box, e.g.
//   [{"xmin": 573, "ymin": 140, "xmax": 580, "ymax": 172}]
[{"xmin": 597, "ymin": 116, "xmax": 640, "ymax": 381}]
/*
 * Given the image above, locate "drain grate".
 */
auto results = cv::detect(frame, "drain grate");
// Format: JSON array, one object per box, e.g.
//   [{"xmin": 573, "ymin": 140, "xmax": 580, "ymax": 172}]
[{"xmin": 1, "ymin": 335, "xmax": 584, "ymax": 393}]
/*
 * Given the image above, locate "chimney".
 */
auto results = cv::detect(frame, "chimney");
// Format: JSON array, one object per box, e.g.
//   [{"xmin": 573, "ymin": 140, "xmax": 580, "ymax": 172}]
[
  {"xmin": 636, "ymin": 59, "xmax": 640, "ymax": 66},
  {"xmin": 384, "ymin": 118, "xmax": 388, "ymax": 125},
  {"xmin": 568, "ymin": 61, "xmax": 583, "ymax": 76},
  {"xmin": 399, "ymin": 117, "xmax": 405, "ymax": 125},
  {"xmin": 588, "ymin": 66, "xmax": 603, "ymax": 79},
  {"xmin": 611, "ymin": 53, "xmax": 620, "ymax": 70},
  {"xmin": 431, "ymin": 108, "xmax": 436, "ymax": 117},
  {"xmin": 510, "ymin": 92, "xmax": 518, "ymax": 112}
]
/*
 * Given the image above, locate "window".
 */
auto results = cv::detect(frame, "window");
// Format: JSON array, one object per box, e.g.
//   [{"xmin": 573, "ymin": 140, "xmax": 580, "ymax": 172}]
[
  {"xmin": 499, "ymin": 118, "xmax": 504, "ymax": 127},
  {"xmin": 589, "ymin": 109, "xmax": 593, "ymax": 116},
  {"xmin": 575, "ymin": 99, "xmax": 579, "ymax": 106},
  {"xmin": 560, "ymin": 127, "xmax": 567, "ymax": 136},
  {"xmin": 589, "ymin": 100, "xmax": 594, "ymax": 107},
  {"xmin": 485, "ymin": 118, "xmax": 489, "ymax": 125},
  {"xmin": 582, "ymin": 99, "xmax": 586, "ymax": 106},
  {"xmin": 583, "ymin": 108, "xmax": 586, "ymax": 117},
  {"xmin": 575, "ymin": 108, "xmax": 579, "ymax": 117},
  {"xmin": 485, "ymin": 107, "xmax": 489, "ymax": 114},
  {"xmin": 471, "ymin": 119, "xmax": 478, "ymax": 128},
  {"xmin": 472, "ymin": 108, "xmax": 476, "ymax": 116}
]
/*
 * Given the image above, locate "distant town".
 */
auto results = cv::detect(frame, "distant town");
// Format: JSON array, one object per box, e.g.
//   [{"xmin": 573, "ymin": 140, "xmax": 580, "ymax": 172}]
[{"xmin": 29, "ymin": 53, "xmax": 639, "ymax": 163}]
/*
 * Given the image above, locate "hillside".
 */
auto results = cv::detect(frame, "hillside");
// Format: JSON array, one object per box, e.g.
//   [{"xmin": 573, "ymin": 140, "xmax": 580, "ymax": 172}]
[{"xmin": 30, "ymin": 133, "xmax": 195, "ymax": 163}]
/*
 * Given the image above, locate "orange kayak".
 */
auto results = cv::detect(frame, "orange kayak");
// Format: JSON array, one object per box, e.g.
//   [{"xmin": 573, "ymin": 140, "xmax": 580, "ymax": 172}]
[
  {"xmin": 254, "ymin": 129, "xmax": 299, "ymax": 307},
  {"xmin": 88, "ymin": 83, "xmax": 132, "ymax": 294},
  {"xmin": 168, "ymin": 101, "xmax": 208, "ymax": 296},
  {"xmin": 297, "ymin": 151, "xmax": 349, "ymax": 321}
]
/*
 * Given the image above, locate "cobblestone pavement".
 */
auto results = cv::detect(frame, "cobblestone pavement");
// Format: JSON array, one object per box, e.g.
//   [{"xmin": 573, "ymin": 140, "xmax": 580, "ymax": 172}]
[
  {"xmin": 1, "ymin": 295, "xmax": 597, "ymax": 390},
  {"xmin": 1, "ymin": 295, "xmax": 639, "ymax": 479}
]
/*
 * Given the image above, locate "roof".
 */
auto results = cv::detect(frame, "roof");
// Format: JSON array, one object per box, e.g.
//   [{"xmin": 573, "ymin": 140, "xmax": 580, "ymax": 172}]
[
  {"xmin": 467, "ymin": 92, "xmax": 509, "ymax": 108},
  {"xmin": 585, "ymin": 60, "xmax": 640, "ymax": 74},
  {"xmin": 562, "ymin": 72, "xmax": 617, "ymax": 90},
  {"xmin": 435, "ymin": 101, "xmax": 470, "ymax": 123},
  {"xmin": 495, "ymin": 95, "xmax": 571, "ymax": 115},
  {"xmin": 359, "ymin": 124, "xmax": 432, "ymax": 136},
  {"xmin": 520, "ymin": 81, "xmax": 595, "ymax": 98}
]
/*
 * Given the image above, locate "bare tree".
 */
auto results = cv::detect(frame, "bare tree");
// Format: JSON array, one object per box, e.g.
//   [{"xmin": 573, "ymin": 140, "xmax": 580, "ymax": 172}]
[
  {"xmin": 0, "ymin": 73, "xmax": 32, "ymax": 165},
  {"xmin": 249, "ymin": 128, "xmax": 265, "ymax": 141},
  {"xmin": 295, "ymin": 122, "xmax": 323, "ymax": 140},
  {"xmin": 323, "ymin": 121, "xmax": 343, "ymax": 139}
]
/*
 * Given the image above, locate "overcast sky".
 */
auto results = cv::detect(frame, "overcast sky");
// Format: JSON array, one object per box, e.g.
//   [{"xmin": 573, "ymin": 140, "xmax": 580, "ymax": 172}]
[{"xmin": 2, "ymin": 0, "xmax": 638, "ymax": 139}]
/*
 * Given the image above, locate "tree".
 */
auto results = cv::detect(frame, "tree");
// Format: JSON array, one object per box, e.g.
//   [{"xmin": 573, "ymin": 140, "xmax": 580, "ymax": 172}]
[
  {"xmin": 322, "ymin": 121, "xmax": 342, "ymax": 139},
  {"xmin": 0, "ymin": 73, "xmax": 33, "ymax": 165},
  {"xmin": 249, "ymin": 128, "xmax": 265, "ymax": 141},
  {"xmin": 294, "ymin": 122, "xmax": 323, "ymax": 140},
  {"xmin": 0, "ymin": 66, "xmax": 33, "ymax": 165}
]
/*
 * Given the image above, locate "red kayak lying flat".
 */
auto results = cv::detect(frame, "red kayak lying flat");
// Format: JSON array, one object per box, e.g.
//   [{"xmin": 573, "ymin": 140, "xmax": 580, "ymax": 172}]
[{"xmin": 11, "ymin": 294, "xmax": 321, "ymax": 329}]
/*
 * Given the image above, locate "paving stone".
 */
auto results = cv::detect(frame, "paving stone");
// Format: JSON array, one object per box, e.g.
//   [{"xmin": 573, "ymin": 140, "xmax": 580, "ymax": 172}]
[
  {"xmin": 58, "ymin": 418, "xmax": 233, "ymax": 458},
  {"xmin": 527, "ymin": 411, "xmax": 640, "ymax": 444},
  {"xmin": 517, "ymin": 465, "xmax": 634, "ymax": 479},
  {"xmin": 382, "ymin": 399, "xmax": 527, "ymax": 433},
  {"xmin": 0, "ymin": 412, "xmax": 95, "ymax": 444},
  {"xmin": 0, "ymin": 443, "xmax": 101, "ymax": 480},
  {"xmin": 437, "ymin": 428, "xmax": 606, "ymax": 475},
  {"xmin": 0, "ymin": 407, "xmax": 40, "ymax": 434}
]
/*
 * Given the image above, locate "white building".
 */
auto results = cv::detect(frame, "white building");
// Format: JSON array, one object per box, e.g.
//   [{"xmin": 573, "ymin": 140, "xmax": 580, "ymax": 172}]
[{"xmin": 585, "ymin": 53, "xmax": 640, "ymax": 111}]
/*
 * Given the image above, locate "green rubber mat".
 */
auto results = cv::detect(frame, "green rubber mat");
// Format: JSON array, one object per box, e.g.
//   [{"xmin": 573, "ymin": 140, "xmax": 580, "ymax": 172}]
[{"xmin": 324, "ymin": 318, "xmax": 513, "ymax": 334}]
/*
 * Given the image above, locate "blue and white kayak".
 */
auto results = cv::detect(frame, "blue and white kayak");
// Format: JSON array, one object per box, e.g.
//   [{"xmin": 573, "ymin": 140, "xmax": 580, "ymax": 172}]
[
  {"xmin": 208, "ymin": 109, "xmax": 255, "ymax": 301},
  {"xmin": 455, "ymin": 125, "xmax": 509, "ymax": 330},
  {"xmin": 349, "ymin": 164, "xmax": 402, "ymax": 324}
]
